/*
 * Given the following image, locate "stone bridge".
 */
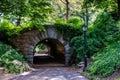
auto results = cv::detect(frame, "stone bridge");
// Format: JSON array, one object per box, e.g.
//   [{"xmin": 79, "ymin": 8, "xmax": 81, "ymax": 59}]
[{"xmin": 12, "ymin": 25, "xmax": 71, "ymax": 65}]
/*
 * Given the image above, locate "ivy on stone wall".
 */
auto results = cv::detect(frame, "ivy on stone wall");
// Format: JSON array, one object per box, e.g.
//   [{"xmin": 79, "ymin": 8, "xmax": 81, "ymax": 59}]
[{"xmin": 54, "ymin": 17, "xmax": 83, "ymax": 41}]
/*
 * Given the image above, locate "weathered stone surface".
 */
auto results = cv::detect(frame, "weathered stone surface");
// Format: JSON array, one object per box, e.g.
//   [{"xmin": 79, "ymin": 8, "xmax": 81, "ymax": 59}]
[
  {"xmin": 46, "ymin": 27, "xmax": 57, "ymax": 38},
  {"xmin": 65, "ymin": 43, "xmax": 71, "ymax": 65}
]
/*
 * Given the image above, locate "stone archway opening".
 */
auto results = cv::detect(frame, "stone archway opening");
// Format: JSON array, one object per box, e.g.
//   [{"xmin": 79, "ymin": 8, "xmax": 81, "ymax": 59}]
[
  {"xmin": 33, "ymin": 38, "xmax": 65, "ymax": 66},
  {"xmin": 12, "ymin": 26, "xmax": 71, "ymax": 66}
]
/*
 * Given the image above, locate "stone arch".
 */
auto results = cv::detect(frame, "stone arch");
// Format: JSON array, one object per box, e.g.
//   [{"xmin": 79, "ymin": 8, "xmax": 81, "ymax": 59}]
[{"xmin": 12, "ymin": 25, "xmax": 71, "ymax": 65}]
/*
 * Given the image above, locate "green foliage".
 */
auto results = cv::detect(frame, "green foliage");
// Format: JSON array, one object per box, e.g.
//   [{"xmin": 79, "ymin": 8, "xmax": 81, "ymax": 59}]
[
  {"xmin": 0, "ymin": 0, "xmax": 30, "ymax": 15},
  {"xmin": 70, "ymin": 36, "xmax": 83, "ymax": 62},
  {"xmin": 0, "ymin": 42, "xmax": 26, "ymax": 73},
  {"xmin": 35, "ymin": 44, "xmax": 46, "ymax": 52},
  {"xmin": 83, "ymin": 0, "xmax": 117, "ymax": 10},
  {"xmin": 0, "ymin": 20, "xmax": 44, "ymax": 36},
  {"xmin": 83, "ymin": 0, "xmax": 118, "ymax": 20},
  {"xmin": 87, "ymin": 41, "xmax": 120, "ymax": 77},
  {"xmin": 70, "ymin": 12, "xmax": 119, "ymax": 61},
  {"xmin": 54, "ymin": 17, "xmax": 83, "ymax": 41},
  {"xmin": 70, "ymin": 35, "xmax": 103, "ymax": 61},
  {"xmin": 68, "ymin": 17, "xmax": 83, "ymax": 25},
  {"xmin": 91, "ymin": 12, "xmax": 120, "ymax": 44},
  {"xmin": 28, "ymin": 0, "xmax": 52, "ymax": 24},
  {"xmin": 0, "ymin": 0, "xmax": 52, "ymax": 37},
  {"xmin": 0, "ymin": 0, "xmax": 52, "ymax": 23},
  {"xmin": 54, "ymin": 13, "xmax": 120, "ymax": 63},
  {"xmin": 50, "ymin": 0, "xmax": 83, "ymax": 22}
]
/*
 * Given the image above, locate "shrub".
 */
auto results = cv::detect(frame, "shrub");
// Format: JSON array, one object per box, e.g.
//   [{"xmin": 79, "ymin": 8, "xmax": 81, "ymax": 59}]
[
  {"xmin": 68, "ymin": 16, "xmax": 83, "ymax": 26},
  {"xmin": 70, "ymin": 12, "xmax": 119, "ymax": 61},
  {"xmin": 70, "ymin": 36, "xmax": 84, "ymax": 61},
  {"xmin": 0, "ymin": 42, "xmax": 26, "ymax": 73},
  {"xmin": 0, "ymin": 20, "xmax": 44, "ymax": 37},
  {"xmin": 70, "ymin": 35, "xmax": 103, "ymax": 61},
  {"xmin": 87, "ymin": 41, "xmax": 120, "ymax": 77}
]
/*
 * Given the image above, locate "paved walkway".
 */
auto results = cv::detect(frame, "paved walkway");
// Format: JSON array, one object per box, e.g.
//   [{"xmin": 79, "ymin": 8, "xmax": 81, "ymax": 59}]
[{"xmin": 10, "ymin": 68, "xmax": 89, "ymax": 80}]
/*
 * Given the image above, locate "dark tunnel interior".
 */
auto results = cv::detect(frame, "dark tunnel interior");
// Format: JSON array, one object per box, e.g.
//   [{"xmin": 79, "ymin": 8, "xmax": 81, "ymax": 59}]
[{"xmin": 33, "ymin": 38, "xmax": 65, "ymax": 65}]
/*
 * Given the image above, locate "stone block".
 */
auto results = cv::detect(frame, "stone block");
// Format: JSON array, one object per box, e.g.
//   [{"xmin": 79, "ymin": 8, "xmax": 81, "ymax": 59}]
[
  {"xmin": 26, "ymin": 54, "xmax": 33, "ymax": 58},
  {"xmin": 34, "ymin": 36, "xmax": 40, "ymax": 43},
  {"xmin": 40, "ymin": 31, "xmax": 45, "ymax": 39},
  {"xmin": 46, "ymin": 28, "xmax": 56, "ymax": 38},
  {"xmin": 29, "ymin": 45, "xmax": 34, "ymax": 49}
]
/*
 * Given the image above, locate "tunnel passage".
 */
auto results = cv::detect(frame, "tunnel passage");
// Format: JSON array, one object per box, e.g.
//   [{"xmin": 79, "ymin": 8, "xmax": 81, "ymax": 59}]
[
  {"xmin": 33, "ymin": 38, "xmax": 65, "ymax": 64},
  {"xmin": 11, "ymin": 25, "xmax": 71, "ymax": 65}
]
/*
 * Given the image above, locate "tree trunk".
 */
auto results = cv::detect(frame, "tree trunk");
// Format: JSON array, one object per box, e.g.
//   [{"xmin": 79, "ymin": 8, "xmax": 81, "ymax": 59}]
[
  {"xmin": 118, "ymin": 0, "xmax": 120, "ymax": 20},
  {"xmin": 65, "ymin": 0, "xmax": 70, "ymax": 21}
]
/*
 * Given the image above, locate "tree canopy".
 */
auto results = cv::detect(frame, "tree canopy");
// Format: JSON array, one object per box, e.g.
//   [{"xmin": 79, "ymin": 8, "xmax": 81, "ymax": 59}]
[{"xmin": 0, "ymin": 0, "xmax": 52, "ymax": 26}]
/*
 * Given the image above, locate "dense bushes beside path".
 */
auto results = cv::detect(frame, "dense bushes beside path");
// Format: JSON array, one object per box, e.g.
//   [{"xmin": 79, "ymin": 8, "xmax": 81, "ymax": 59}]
[
  {"xmin": 86, "ymin": 20, "xmax": 120, "ymax": 78},
  {"xmin": 0, "ymin": 42, "xmax": 27, "ymax": 74},
  {"xmin": 70, "ymin": 13, "xmax": 120, "ymax": 61},
  {"xmin": 87, "ymin": 41, "xmax": 120, "ymax": 77}
]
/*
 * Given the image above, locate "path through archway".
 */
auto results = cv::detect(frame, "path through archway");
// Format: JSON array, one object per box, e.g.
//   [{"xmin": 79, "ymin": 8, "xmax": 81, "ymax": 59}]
[
  {"xmin": 11, "ymin": 25, "xmax": 71, "ymax": 66},
  {"xmin": 33, "ymin": 38, "xmax": 65, "ymax": 67}
]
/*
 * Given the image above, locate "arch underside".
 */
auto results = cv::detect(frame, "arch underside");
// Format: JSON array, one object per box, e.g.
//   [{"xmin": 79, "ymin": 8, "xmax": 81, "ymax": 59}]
[{"xmin": 12, "ymin": 26, "xmax": 71, "ymax": 65}]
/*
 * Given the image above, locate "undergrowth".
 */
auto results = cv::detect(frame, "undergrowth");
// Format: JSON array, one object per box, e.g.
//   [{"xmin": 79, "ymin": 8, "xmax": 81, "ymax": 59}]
[
  {"xmin": 0, "ymin": 42, "xmax": 26, "ymax": 74},
  {"xmin": 87, "ymin": 41, "xmax": 120, "ymax": 77}
]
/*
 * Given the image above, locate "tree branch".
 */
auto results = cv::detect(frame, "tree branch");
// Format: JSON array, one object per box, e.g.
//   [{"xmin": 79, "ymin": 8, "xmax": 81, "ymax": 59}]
[
  {"xmin": 65, "ymin": 0, "xmax": 70, "ymax": 21},
  {"xmin": 60, "ymin": 0, "xmax": 66, "ymax": 4}
]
